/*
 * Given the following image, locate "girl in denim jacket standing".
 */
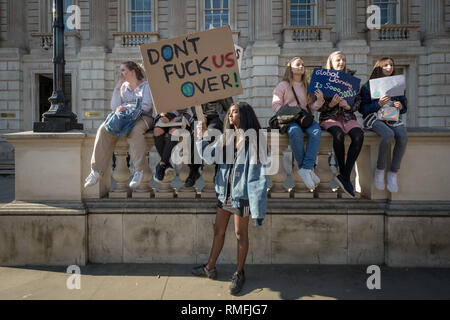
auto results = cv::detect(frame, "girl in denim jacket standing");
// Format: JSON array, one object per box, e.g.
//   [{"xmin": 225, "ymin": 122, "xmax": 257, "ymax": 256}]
[
  {"xmin": 192, "ymin": 102, "xmax": 267, "ymax": 296},
  {"xmin": 359, "ymin": 57, "xmax": 408, "ymax": 193},
  {"xmin": 272, "ymin": 57, "xmax": 325, "ymax": 191},
  {"xmin": 319, "ymin": 51, "xmax": 364, "ymax": 197}
]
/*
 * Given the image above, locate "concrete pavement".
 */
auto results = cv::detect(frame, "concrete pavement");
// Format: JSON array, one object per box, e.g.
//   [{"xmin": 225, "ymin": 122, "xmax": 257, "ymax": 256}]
[{"xmin": 0, "ymin": 264, "xmax": 449, "ymax": 300}]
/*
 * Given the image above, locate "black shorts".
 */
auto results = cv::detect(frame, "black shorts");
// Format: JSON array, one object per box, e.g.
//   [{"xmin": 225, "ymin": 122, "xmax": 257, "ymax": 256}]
[{"xmin": 217, "ymin": 198, "xmax": 250, "ymax": 217}]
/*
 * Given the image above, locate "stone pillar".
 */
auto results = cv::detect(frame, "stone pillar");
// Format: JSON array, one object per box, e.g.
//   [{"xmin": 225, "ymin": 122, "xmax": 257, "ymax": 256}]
[
  {"xmin": 2, "ymin": 0, "xmax": 27, "ymax": 50},
  {"xmin": 244, "ymin": 0, "xmax": 280, "ymax": 127},
  {"xmin": 168, "ymin": 0, "xmax": 186, "ymax": 37},
  {"xmin": 420, "ymin": 0, "xmax": 450, "ymax": 127},
  {"xmin": 89, "ymin": 0, "xmax": 109, "ymax": 48},
  {"xmin": 423, "ymin": 0, "xmax": 446, "ymax": 40},
  {"xmin": 335, "ymin": 0, "xmax": 368, "ymax": 84},
  {"xmin": 254, "ymin": 0, "xmax": 273, "ymax": 41},
  {"xmin": 336, "ymin": 0, "xmax": 357, "ymax": 41}
]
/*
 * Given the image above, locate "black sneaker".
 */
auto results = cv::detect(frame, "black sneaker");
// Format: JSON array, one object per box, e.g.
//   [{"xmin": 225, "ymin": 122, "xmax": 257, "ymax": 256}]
[
  {"xmin": 229, "ymin": 270, "xmax": 245, "ymax": 295},
  {"xmin": 154, "ymin": 163, "xmax": 173, "ymax": 182},
  {"xmin": 191, "ymin": 264, "xmax": 217, "ymax": 280},
  {"xmin": 184, "ymin": 169, "xmax": 201, "ymax": 188},
  {"xmin": 335, "ymin": 174, "xmax": 355, "ymax": 198}
]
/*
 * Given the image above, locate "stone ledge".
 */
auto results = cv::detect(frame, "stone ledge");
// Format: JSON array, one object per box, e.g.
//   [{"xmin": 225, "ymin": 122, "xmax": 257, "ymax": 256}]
[
  {"xmin": 2, "ymin": 199, "xmax": 448, "ymax": 217},
  {"xmin": 0, "ymin": 200, "xmax": 87, "ymax": 215}
]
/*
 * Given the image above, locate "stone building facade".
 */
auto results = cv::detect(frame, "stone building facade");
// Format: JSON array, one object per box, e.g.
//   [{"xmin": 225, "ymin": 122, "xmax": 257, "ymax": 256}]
[{"xmin": 0, "ymin": 0, "xmax": 450, "ymax": 167}]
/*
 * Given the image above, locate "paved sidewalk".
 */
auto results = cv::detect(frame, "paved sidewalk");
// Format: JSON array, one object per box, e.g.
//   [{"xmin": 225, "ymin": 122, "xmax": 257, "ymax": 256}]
[{"xmin": 0, "ymin": 264, "xmax": 449, "ymax": 300}]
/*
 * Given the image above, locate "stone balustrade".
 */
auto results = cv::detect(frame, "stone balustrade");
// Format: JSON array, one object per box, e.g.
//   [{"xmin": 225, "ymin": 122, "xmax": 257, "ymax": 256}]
[
  {"xmin": 281, "ymin": 26, "xmax": 333, "ymax": 50},
  {"xmin": 4, "ymin": 128, "xmax": 450, "ymax": 202},
  {"xmin": 2, "ymin": 128, "xmax": 450, "ymax": 267},
  {"xmin": 112, "ymin": 32, "xmax": 160, "ymax": 48},
  {"xmin": 372, "ymin": 24, "xmax": 420, "ymax": 41},
  {"xmin": 367, "ymin": 24, "xmax": 421, "ymax": 48},
  {"xmin": 31, "ymin": 32, "xmax": 81, "ymax": 53}
]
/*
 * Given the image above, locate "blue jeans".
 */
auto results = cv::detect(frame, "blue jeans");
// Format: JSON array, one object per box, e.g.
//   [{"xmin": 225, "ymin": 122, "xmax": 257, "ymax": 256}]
[
  {"xmin": 371, "ymin": 120, "xmax": 408, "ymax": 172},
  {"xmin": 287, "ymin": 121, "xmax": 322, "ymax": 170}
]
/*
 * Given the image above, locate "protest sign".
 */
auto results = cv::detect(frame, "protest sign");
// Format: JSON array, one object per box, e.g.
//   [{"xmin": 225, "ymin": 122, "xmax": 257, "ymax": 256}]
[
  {"xmin": 234, "ymin": 44, "xmax": 243, "ymax": 73},
  {"xmin": 369, "ymin": 74, "xmax": 406, "ymax": 99},
  {"xmin": 139, "ymin": 26, "xmax": 243, "ymax": 114},
  {"xmin": 308, "ymin": 68, "xmax": 361, "ymax": 105}
]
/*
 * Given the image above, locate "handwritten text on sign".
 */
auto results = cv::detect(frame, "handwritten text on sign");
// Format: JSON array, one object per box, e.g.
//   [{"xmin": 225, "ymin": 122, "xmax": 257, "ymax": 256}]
[
  {"xmin": 139, "ymin": 26, "xmax": 243, "ymax": 114},
  {"xmin": 308, "ymin": 68, "xmax": 361, "ymax": 105}
]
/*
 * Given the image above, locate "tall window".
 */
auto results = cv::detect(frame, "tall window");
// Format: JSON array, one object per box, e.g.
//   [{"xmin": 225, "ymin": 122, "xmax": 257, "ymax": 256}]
[
  {"xmin": 204, "ymin": 0, "xmax": 229, "ymax": 30},
  {"xmin": 48, "ymin": 0, "xmax": 74, "ymax": 33},
  {"xmin": 290, "ymin": 0, "xmax": 316, "ymax": 26},
  {"xmin": 373, "ymin": 0, "xmax": 399, "ymax": 24},
  {"xmin": 128, "ymin": 0, "xmax": 152, "ymax": 32}
]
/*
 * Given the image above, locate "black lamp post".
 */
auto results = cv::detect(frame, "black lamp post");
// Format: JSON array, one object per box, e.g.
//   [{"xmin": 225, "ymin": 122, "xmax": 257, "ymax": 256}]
[{"xmin": 34, "ymin": 0, "xmax": 83, "ymax": 132}]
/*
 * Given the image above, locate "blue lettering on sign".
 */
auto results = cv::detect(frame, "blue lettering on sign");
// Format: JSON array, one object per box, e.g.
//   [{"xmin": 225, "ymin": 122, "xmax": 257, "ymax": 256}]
[{"xmin": 308, "ymin": 68, "xmax": 361, "ymax": 105}]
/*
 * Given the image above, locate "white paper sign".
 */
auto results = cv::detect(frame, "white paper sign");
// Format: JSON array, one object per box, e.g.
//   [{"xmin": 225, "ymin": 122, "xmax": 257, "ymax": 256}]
[{"xmin": 369, "ymin": 74, "xmax": 406, "ymax": 99}]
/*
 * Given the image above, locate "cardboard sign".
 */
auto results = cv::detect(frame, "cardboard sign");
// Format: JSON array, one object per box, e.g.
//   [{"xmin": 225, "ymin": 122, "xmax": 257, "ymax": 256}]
[
  {"xmin": 139, "ymin": 26, "xmax": 243, "ymax": 114},
  {"xmin": 369, "ymin": 74, "xmax": 406, "ymax": 99},
  {"xmin": 308, "ymin": 68, "xmax": 361, "ymax": 105}
]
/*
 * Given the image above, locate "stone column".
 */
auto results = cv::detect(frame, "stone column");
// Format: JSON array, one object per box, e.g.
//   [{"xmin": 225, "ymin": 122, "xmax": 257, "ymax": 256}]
[
  {"xmin": 3, "ymin": 0, "xmax": 27, "ymax": 50},
  {"xmin": 168, "ymin": 0, "xmax": 186, "ymax": 37},
  {"xmin": 335, "ymin": 0, "xmax": 368, "ymax": 82},
  {"xmin": 423, "ymin": 0, "xmax": 447, "ymax": 40},
  {"xmin": 336, "ymin": 0, "xmax": 357, "ymax": 41},
  {"xmin": 420, "ymin": 0, "xmax": 450, "ymax": 127},
  {"xmin": 89, "ymin": 0, "xmax": 109, "ymax": 48},
  {"xmin": 254, "ymin": 0, "xmax": 273, "ymax": 41},
  {"xmin": 245, "ymin": 0, "xmax": 280, "ymax": 127}
]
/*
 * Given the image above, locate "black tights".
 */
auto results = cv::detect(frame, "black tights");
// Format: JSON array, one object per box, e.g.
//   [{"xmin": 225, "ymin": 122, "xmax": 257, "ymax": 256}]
[
  {"xmin": 154, "ymin": 133, "xmax": 178, "ymax": 165},
  {"xmin": 327, "ymin": 126, "xmax": 364, "ymax": 180}
]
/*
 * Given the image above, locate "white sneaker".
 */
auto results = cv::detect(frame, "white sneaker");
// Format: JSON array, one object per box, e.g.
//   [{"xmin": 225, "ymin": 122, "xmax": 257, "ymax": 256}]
[
  {"xmin": 129, "ymin": 170, "xmax": 143, "ymax": 188},
  {"xmin": 374, "ymin": 169, "xmax": 385, "ymax": 191},
  {"xmin": 84, "ymin": 170, "xmax": 99, "ymax": 188},
  {"xmin": 310, "ymin": 170, "xmax": 320, "ymax": 187},
  {"xmin": 298, "ymin": 168, "xmax": 316, "ymax": 191},
  {"xmin": 387, "ymin": 171, "xmax": 398, "ymax": 193}
]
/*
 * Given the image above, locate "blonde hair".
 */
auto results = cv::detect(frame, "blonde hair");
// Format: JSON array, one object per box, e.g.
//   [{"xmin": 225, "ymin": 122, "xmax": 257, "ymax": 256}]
[{"xmin": 325, "ymin": 51, "xmax": 347, "ymax": 72}]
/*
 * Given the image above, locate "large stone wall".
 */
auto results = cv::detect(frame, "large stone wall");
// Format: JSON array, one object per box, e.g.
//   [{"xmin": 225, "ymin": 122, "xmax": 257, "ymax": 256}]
[{"xmin": 1, "ymin": 199, "xmax": 448, "ymax": 267}]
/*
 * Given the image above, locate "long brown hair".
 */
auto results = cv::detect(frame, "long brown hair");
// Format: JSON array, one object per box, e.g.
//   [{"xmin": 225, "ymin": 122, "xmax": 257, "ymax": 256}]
[
  {"xmin": 282, "ymin": 57, "xmax": 309, "ymax": 88},
  {"xmin": 325, "ymin": 51, "xmax": 348, "ymax": 73},
  {"xmin": 122, "ymin": 61, "xmax": 145, "ymax": 81},
  {"xmin": 282, "ymin": 57, "xmax": 315, "ymax": 105},
  {"xmin": 369, "ymin": 57, "xmax": 395, "ymax": 80}
]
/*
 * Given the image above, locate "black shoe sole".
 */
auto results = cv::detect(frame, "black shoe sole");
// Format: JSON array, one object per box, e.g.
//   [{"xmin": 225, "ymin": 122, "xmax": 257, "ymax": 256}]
[{"xmin": 334, "ymin": 176, "xmax": 355, "ymax": 198}]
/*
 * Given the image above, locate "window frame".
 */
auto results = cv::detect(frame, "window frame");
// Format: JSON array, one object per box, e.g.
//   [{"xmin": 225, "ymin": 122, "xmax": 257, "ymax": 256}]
[
  {"xmin": 372, "ymin": 0, "xmax": 401, "ymax": 25},
  {"xmin": 288, "ymin": 0, "xmax": 318, "ymax": 27},
  {"xmin": 127, "ymin": 0, "xmax": 153, "ymax": 32},
  {"xmin": 284, "ymin": 0, "xmax": 327, "ymax": 27},
  {"xmin": 197, "ymin": 0, "xmax": 237, "ymax": 31},
  {"xmin": 118, "ymin": 0, "xmax": 157, "ymax": 33}
]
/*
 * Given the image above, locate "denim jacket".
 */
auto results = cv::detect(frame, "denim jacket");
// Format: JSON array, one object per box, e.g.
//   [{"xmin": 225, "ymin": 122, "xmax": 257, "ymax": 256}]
[
  {"xmin": 196, "ymin": 137, "xmax": 268, "ymax": 226},
  {"xmin": 104, "ymin": 98, "xmax": 143, "ymax": 137}
]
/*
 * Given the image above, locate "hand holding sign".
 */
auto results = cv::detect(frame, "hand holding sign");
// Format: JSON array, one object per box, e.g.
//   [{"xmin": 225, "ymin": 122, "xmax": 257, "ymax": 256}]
[
  {"xmin": 370, "ymin": 74, "xmax": 405, "ymax": 99},
  {"xmin": 308, "ymin": 68, "xmax": 361, "ymax": 105}
]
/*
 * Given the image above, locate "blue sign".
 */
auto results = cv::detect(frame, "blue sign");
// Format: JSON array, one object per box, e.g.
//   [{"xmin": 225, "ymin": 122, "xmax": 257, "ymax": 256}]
[{"xmin": 308, "ymin": 68, "xmax": 361, "ymax": 105}]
